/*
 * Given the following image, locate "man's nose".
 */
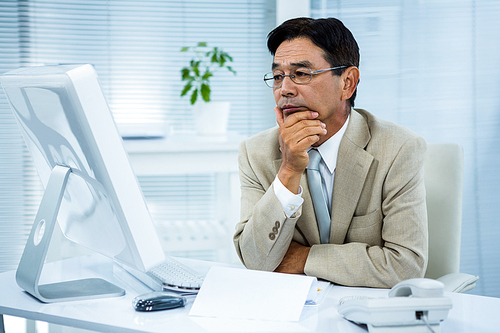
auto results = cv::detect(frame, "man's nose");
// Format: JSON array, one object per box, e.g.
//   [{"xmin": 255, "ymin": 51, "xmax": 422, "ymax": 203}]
[{"xmin": 279, "ymin": 75, "xmax": 297, "ymax": 96}]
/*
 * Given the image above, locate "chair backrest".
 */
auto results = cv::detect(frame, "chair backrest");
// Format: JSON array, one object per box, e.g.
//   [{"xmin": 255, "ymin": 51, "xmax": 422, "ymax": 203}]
[{"xmin": 423, "ymin": 143, "xmax": 464, "ymax": 279}]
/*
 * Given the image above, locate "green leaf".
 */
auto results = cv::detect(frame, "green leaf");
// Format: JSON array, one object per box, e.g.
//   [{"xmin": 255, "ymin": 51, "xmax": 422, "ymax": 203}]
[
  {"xmin": 226, "ymin": 66, "xmax": 236, "ymax": 74},
  {"xmin": 181, "ymin": 68, "xmax": 193, "ymax": 80},
  {"xmin": 202, "ymin": 70, "xmax": 213, "ymax": 81},
  {"xmin": 198, "ymin": 42, "xmax": 207, "ymax": 47},
  {"xmin": 201, "ymin": 84, "xmax": 210, "ymax": 102},
  {"xmin": 180, "ymin": 47, "xmax": 189, "ymax": 52},
  {"xmin": 180, "ymin": 83, "xmax": 192, "ymax": 97},
  {"xmin": 193, "ymin": 64, "xmax": 200, "ymax": 77},
  {"xmin": 190, "ymin": 89, "xmax": 198, "ymax": 105}
]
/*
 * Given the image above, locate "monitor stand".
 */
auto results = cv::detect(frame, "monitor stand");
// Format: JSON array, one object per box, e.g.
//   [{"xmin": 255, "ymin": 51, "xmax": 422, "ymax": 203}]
[{"xmin": 15, "ymin": 165, "xmax": 125, "ymax": 303}]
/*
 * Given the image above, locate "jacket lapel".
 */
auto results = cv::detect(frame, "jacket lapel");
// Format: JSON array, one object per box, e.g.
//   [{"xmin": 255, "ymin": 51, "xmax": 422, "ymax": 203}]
[{"xmin": 329, "ymin": 109, "xmax": 374, "ymax": 244}]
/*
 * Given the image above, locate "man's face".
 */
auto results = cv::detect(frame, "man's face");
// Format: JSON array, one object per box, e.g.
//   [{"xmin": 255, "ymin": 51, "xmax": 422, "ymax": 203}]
[{"xmin": 272, "ymin": 38, "xmax": 347, "ymax": 139}]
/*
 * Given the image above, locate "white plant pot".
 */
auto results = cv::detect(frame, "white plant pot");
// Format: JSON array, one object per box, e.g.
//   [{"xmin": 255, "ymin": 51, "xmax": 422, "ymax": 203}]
[{"xmin": 193, "ymin": 101, "xmax": 231, "ymax": 136}]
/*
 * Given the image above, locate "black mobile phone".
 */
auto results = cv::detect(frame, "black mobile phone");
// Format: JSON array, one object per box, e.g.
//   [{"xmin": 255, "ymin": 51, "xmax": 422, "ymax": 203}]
[{"xmin": 133, "ymin": 291, "xmax": 186, "ymax": 312}]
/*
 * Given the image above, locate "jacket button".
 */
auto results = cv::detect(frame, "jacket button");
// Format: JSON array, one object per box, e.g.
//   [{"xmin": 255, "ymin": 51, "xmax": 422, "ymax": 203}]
[
  {"xmin": 275, "ymin": 221, "xmax": 280, "ymax": 228},
  {"xmin": 272, "ymin": 226, "xmax": 278, "ymax": 233},
  {"xmin": 269, "ymin": 233, "xmax": 276, "ymax": 240}
]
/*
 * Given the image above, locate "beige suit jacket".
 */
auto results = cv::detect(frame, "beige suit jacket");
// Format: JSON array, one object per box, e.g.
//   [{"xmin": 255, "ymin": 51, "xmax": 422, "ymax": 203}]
[{"xmin": 234, "ymin": 108, "xmax": 428, "ymax": 288}]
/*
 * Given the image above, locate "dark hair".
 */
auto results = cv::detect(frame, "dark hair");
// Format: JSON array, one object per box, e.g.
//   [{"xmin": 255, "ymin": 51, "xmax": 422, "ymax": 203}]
[{"xmin": 267, "ymin": 17, "xmax": 360, "ymax": 107}]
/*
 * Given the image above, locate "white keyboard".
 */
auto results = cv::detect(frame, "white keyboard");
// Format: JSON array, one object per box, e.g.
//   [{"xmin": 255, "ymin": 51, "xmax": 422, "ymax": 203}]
[
  {"xmin": 120, "ymin": 256, "xmax": 204, "ymax": 293},
  {"xmin": 147, "ymin": 257, "xmax": 204, "ymax": 292}
]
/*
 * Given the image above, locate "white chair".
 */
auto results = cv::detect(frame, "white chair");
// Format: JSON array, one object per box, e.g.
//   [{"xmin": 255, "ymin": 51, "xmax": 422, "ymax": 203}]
[{"xmin": 423, "ymin": 143, "xmax": 479, "ymax": 292}]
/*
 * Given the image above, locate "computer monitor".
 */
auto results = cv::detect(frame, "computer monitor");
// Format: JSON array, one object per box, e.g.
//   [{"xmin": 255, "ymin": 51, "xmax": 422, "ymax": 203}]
[{"xmin": 0, "ymin": 64, "xmax": 166, "ymax": 302}]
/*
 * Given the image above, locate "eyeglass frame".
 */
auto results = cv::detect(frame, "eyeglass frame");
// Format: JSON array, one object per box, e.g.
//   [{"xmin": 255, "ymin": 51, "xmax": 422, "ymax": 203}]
[{"xmin": 263, "ymin": 66, "xmax": 350, "ymax": 88}]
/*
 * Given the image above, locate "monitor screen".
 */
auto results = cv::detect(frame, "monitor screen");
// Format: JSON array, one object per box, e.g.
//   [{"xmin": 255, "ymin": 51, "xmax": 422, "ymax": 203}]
[{"xmin": 0, "ymin": 64, "xmax": 165, "ymax": 272}]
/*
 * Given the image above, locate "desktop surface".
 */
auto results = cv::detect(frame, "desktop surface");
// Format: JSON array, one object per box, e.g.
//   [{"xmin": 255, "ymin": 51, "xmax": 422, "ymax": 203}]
[{"xmin": 1, "ymin": 255, "xmax": 499, "ymax": 333}]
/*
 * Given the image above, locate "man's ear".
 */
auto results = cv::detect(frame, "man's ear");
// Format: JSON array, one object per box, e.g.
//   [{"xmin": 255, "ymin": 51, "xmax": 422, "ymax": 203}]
[{"xmin": 341, "ymin": 66, "xmax": 360, "ymax": 101}]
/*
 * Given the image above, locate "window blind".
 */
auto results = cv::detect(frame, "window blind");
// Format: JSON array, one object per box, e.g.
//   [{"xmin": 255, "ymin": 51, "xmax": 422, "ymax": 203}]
[
  {"xmin": 311, "ymin": 0, "xmax": 500, "ymax": 298},
  {"xmin": 0, "ymin": 0, "xmax": 26, "ymax": 273},
  {"xmin": 17, "ymin": 0, "xmax": 275, "ymax": 137},
  {"xmin": 0, "ymin": 0, "xmax": 276, "ymax": 270}
]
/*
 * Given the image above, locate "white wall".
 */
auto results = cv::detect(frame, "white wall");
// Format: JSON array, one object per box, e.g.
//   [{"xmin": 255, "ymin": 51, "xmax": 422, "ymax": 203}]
[{"xmin": 276, "ymin": 0, "xmax": 310, "ymax": 25}]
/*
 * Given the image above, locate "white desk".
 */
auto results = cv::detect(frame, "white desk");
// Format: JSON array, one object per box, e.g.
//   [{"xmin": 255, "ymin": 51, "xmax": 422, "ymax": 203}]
[{"xmin": 1, "ymin": 255, "xmax": 499, "ymax": 333}]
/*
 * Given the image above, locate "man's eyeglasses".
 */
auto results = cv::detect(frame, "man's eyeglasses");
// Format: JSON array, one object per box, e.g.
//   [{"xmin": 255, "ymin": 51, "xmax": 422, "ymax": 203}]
[{"xmin": 263, "ymin": 66, "xmax": 349, "ymax": 88}]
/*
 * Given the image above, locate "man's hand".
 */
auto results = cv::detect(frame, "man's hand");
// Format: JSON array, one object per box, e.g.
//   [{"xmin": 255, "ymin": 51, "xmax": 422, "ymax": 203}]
[
  {"xmin": 274, "ymin": 241, "xmax": 311, "ymax": 274},
  {"xmin": 275, "ymin": 107, "xmax": 326, "ymax": 194}
]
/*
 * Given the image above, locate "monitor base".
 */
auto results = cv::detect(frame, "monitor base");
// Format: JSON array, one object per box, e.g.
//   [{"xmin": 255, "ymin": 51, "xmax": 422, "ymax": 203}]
[
  {"xmin": 35, "ymin": 278, "xmax": 125, "ymax": 303},
  {"xmin": 15, "ymin": 165, "xmax": 125, "ymax": 303}
]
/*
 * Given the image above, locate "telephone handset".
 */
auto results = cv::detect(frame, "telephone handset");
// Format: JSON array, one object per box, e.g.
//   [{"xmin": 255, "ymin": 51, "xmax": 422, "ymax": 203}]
[
  {"xmin": 337, "ymin": 278, "xmax": 452, "ymax": 333},
  {"xmin": 388, "ymin": 278, "xmax": 444, "ymax": 298}
]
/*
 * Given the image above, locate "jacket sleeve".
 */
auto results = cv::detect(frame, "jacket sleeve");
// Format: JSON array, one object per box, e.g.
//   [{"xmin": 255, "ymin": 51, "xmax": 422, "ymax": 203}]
[{"xmin": 233, "ymin": 139, "xmax": 300, "ymax": 271}]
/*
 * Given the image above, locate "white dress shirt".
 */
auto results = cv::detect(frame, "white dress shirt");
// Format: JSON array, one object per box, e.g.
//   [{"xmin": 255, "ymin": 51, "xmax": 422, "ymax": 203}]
[{"xmin": 273, "ymin": 114, "xmax": 350, "ymax": 218}]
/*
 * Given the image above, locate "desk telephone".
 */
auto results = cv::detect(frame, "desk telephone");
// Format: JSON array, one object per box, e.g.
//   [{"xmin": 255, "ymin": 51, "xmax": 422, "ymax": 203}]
[{"xmin": 338, "ymin": 278, "xmax": 452, "ymax": 333}]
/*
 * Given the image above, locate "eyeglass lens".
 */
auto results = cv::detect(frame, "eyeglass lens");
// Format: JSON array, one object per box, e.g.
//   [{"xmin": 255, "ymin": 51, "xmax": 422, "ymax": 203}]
[{"xmin": 264, "ymin": 67, "xmax": 312, "ymax": 88}]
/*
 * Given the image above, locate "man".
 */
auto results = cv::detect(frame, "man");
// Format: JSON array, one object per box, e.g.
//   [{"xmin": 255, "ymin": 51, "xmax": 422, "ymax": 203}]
[{"xmin": 233, "ymin": 17, "xmax": 428, "ymax": 288}]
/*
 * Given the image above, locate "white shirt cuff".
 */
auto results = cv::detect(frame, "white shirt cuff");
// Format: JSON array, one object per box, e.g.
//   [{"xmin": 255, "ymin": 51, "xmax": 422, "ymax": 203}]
[{"xmin": 273, "ymin": 175, "xmax": 304, "ymax": 218}]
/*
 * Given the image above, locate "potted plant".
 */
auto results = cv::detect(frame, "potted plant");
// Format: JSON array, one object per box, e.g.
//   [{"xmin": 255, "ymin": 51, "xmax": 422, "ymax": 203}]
[{"xmin": 180, "ymin": 42, "xmax": 236, "ymax": 135}]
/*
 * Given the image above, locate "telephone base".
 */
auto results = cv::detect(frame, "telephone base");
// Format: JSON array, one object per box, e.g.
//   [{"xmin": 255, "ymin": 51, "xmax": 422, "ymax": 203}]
[
  {"xmin": 337, "ymin": 279, "xmax": 452, "ymax": 333},
  {"xmin": 368, "ymin": 323, "xmax": 440, "ymax": 333}
]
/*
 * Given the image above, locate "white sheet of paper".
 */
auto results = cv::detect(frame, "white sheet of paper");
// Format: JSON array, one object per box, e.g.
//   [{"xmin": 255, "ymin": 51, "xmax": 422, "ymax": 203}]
[{"xmin": 189, "ymin": 266, "xmax": 318, "ymax": 322}]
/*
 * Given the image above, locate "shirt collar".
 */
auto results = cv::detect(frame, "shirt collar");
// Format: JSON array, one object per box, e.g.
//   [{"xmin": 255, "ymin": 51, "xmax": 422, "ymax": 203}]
[{"xmin": 313, "ymin": 113, "xmax": 350, "ymax": 174}]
